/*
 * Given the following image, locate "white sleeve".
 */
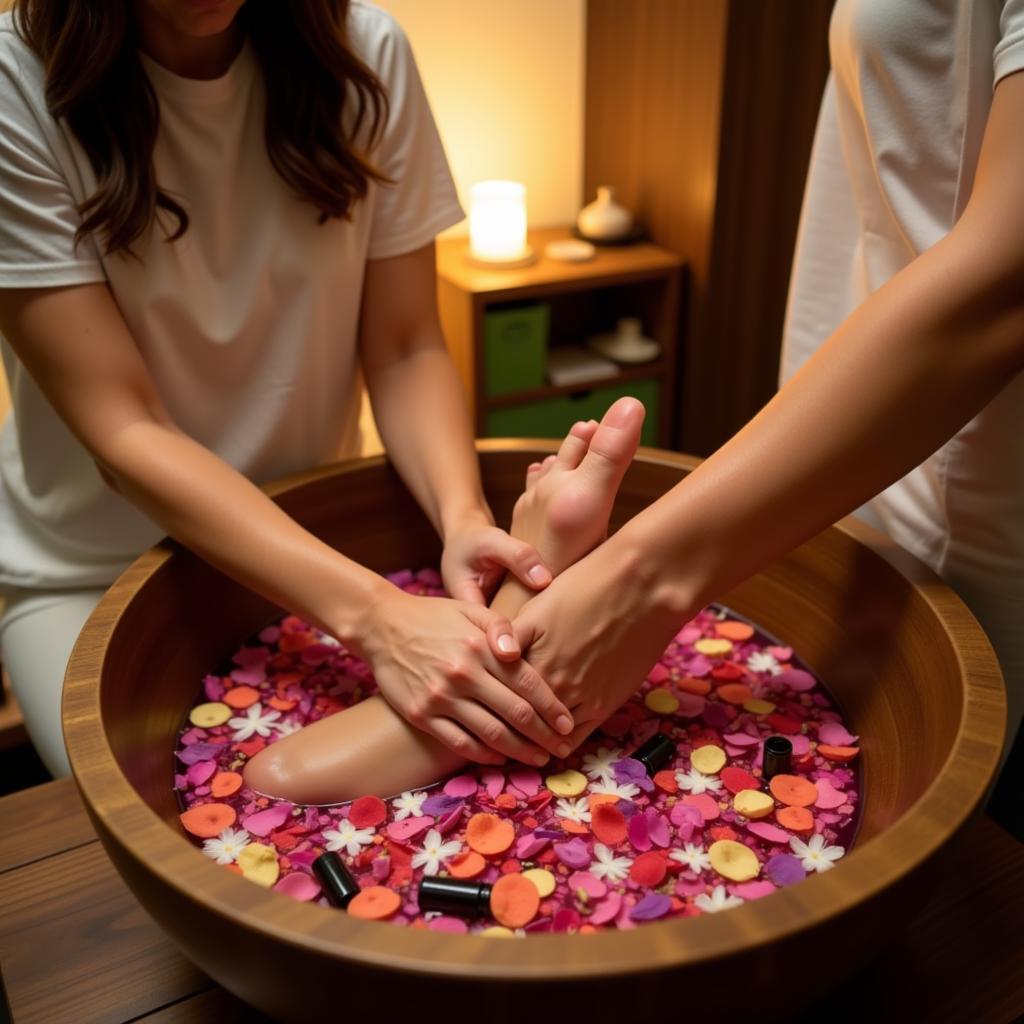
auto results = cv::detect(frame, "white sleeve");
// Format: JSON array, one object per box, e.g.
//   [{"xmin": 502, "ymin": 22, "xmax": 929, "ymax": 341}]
[
  {"xmin": 0, "ymin": 38, "xmax": 105, "ymax": 288},
  {"xmin": 359, "ymin": 11, "xmax": 464, "ymax": 261},
  {"xmin": 994, "ymin": 0, "xmax": 1024, "ymax": 83}
]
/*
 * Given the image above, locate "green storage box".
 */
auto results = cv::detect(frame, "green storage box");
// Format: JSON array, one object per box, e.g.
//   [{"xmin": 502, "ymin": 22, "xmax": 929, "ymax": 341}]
[
  {"xmin": 485, "ymin": 378, "xmax": 659, "ymax": 446},
  {"xmin": 484, "ymin": 302, "xmax": 549, "ymax": 397}
]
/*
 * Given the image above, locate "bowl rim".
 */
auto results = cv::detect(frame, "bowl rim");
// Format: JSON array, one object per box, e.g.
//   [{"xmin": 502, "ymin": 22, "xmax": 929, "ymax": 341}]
[{"xmin": 62, "ymin": 441, "xmax": 1008, "ymax": 980}]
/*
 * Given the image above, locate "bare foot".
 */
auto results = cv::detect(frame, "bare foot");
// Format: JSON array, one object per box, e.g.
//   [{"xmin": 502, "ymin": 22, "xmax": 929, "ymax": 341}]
[
  {"xmin": 511, "ymin": 398, "xmax": 646, "ymax": 573},
  {"xmin": 244, "ymin": 398, "xmax": 646, "ymax": 805}
]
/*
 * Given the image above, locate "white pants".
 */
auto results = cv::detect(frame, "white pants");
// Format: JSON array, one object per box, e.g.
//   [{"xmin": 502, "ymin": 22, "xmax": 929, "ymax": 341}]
[{"xmin": 0, "ymin": 587, "xmax": 106, "ymax": 778}]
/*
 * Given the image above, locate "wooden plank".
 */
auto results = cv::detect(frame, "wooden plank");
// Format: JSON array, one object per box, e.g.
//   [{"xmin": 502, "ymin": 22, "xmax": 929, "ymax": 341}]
[
  {"xmin": 437, "ymin": 226, "xmax": 681, "ymax": 296},
  {"xmin": 0, "ymin": 779, "xmax": 96, "ymax": 874},
  {"xmin": 0, "ymin": 842, "xmax": 211, "ymax": 1023},
  {"xmin": 138, "ymin": 988, "xmax": 267, "ymax": 1022}
]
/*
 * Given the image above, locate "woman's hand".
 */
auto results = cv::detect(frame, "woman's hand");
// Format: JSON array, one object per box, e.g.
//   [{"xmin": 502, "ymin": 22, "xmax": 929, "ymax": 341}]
[
  {"xmin": 356, "ymin": 585, "xmax": 574, "ymax": 765},
  {"xmin": 441, "ymin": 514, "xmax": 552, "ymax": 606},
  {"xmin": 513, "ymin": 534, "xmax": 689, "ymax": 751}
]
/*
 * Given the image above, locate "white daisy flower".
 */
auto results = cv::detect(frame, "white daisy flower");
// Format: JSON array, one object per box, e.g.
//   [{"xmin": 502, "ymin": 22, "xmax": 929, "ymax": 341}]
[
  {"xmin": 273, "ymin": 718, "xmax": 302, "ymax": 737},
  {"xmin": 555, "ymin": 797, "xmax": 592, "ymax": 824},
  {"xmin": 589, "ymin": 843, "xmax": 632, "ymax": 883},
  {"xmin": 391, "ymin": 790, "xmax": 429, "ymax": 821},
  {"xmin": 695, "ymin": 884, "xmax": 745, "ymax": 914},
  {"xmin": 318, "ymin": 632, "xmax": 342, "ymax": 647},
  {"xmin": 228, "ymin": 704, "xmax": 282, "ymax": 741},
  {"xmin": 789, "ymin": 833, "xmax": 845, "ymax": 873},
  {"xmin": 589, "ymin": 779, "xmax": 640, "ymax": 801},
  {"xmin": 669, "ymin": 842, "xmax": 711, "ymax": 873},
  {"xmin": 323, "ymin": 819, "xmax": 376, "ymax": 856},
  {"xmin": 411, "ymin": 828, "xmax": 462, "ymax": 876},
  {"xmin": 581, "ymin": 746, "xmax": 623, "ymax": 784},
  {"xmin": 674, "ymin": 768, "xmax": 723, "ymax": 795},
  {"xmin": 201, "ymin": 827, "xmax": 251, "ymax": 865},
  {"xmin": 747, "ymin": 651, "xmax": 781, "ymax": 675}
]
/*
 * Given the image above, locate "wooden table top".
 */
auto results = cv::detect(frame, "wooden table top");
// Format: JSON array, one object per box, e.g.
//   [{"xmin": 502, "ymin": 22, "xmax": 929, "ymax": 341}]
[{"xmin": 1, "ymin": 778, "xmax": 1021, "ymax": 1024}]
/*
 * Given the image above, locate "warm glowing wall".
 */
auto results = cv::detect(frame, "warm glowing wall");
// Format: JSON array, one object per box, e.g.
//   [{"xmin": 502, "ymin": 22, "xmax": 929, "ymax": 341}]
[{"xmin": 375, "ymin": 0, "xmax": 585, "ymax": 235}]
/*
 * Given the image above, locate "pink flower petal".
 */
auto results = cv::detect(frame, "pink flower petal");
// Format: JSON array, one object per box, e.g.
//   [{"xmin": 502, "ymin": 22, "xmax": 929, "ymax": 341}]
[
  {"xmin": 443, "ymin": 773, "xmax": 478, "ymax": 798},
  {"xmin": 568, "ymin": 871, "xmax": 607, "ymax": 899},
  {"xmin": 628, "ymin": 812, "xmax": 652, "ymax": 852},
  {"xmin": 645, "ymin": 810, "xmax": 671, "ymax": 848},
  {"xmin": 813, "ymin": 778, "xmax": 846, "ymax": 810},
  {"xmin": 729, "ymin": 880, "xmax": 775, "ymax": 900},
  {"xmin": 675, "ymin": 692, "xmax": 707, "ymax": 718},
  {"xmin": 774, "ymin": 668, "xmax": 816, "ymax": 692},
  {"xmin": 480, "ymin": 768, "xmax": 505, "ymax": 798},
  {"xmin": 589, "ymin": 891, "xmax": 622, "ymax": 925},
  {"xmin": 818, "ymin": 722, "xmax": 858, "ymax": 747},
  {"xmin": 242, "ymin": 803, "xmax": 293, "ymax": 837},
  {"xmin": 386, "ymin": 816, "xmax": 434, "ymax": 842},
  {"xmin": 507, "ymin": 767, "xmax": 541, "ymax": 797},
  {"xmin": 747, "ymin": 822, "xmax": 791, "ymax": 844},
  {"xmin": 186, "ymin": 759, "xmax": 217, "ymax": 787},
  {"xmin": 273, "ymin": 872, "xmax": 321, "ymax": 901}
]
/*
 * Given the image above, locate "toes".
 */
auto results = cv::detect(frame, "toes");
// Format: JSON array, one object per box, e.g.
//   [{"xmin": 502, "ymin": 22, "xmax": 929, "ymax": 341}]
[
  {"xmin": 578, "ymin": 397, "xmax": 645, "ymax": 487},
  {"xmin": 525, "ymin": 461, "xmax": 543, "ymax": 490},
  {"xmin": 555, "ymin": 420, "xmax": 598, "ymax": 470}
]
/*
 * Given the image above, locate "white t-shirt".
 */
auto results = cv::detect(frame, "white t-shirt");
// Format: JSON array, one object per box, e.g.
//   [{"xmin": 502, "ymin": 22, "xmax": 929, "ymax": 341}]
[
  {"xmin": 781, "ymin": 0, "xmax": 1024, "ymax": 745},
  {"xmin": 0, "ymin": 1, "xmax": 463, "ymax": 590}
]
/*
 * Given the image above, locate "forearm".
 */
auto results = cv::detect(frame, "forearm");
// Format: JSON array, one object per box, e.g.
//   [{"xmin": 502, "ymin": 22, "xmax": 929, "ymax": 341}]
[
  {"xmin": 625, "ymin": 231, "xmax": 1024, "ymax": 618},
  {"xmin": 99, "ymin": 420, "xmax": 388, "ymax": 645},
  {"xmin": 366, "ymin": 338, "xmax": 492, "ymax": 538}
]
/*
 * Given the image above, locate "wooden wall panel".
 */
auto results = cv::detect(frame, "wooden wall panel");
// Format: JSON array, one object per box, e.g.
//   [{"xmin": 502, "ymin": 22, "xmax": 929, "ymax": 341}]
[{"xmin": 585, "ymin": 0, "xmax": 834, "ymax": 455}]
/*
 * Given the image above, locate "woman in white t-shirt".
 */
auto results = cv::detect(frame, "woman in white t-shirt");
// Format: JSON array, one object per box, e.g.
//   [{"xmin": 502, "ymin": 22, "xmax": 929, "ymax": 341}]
[{"xmin": 0, "ymin": 0, "xmax": 578, "ymax": 777}]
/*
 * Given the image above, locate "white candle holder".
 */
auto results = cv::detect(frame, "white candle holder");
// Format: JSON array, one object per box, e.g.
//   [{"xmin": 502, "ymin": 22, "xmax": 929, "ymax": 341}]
[{"xmin": 467, "ymin": 180, "xmax": 535, "ymax": 268}]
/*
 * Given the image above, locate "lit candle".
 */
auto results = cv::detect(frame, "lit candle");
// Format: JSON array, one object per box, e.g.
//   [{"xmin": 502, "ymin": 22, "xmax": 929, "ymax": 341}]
[{"xmin": 468, "ymin": 180, "xmax": 530, "ymax": 264}]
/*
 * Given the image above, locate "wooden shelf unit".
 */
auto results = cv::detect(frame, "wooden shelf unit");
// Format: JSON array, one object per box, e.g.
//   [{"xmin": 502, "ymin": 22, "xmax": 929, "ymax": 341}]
[{"xmin": 436, "ymin": 226, "xmax": 683, "ymax": 446}]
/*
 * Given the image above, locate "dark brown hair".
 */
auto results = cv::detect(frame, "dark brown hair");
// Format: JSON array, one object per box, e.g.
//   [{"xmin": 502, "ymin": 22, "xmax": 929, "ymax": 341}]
[{"xmin": 13, "ymin": 0, "xmax": 390, "ymax": 255}]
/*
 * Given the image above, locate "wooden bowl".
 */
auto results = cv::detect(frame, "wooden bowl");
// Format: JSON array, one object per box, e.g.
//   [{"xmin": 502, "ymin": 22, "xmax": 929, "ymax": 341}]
[{"xmin": 63, "ymin": 444, "xmax": 1006, "ymax": 1023}]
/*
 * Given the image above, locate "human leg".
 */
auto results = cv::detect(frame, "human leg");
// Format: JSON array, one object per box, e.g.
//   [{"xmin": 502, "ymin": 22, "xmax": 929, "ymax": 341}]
[
  {"xmin": 244, "ymin": 398, "xmax": 646, "ymax": 804},
  {"xmin": 0, "ymin": 587, "xmax": 107, "ymax": 777}
]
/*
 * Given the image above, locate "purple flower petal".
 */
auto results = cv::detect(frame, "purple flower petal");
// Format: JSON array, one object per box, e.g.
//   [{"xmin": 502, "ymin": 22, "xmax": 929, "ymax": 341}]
[
  {"xmin": 176, "ymin": 742, "xmax": 222, "ymax": 765},
  {"xmin": 629, "ymin": 893, "xmax": 672, "ymax": 921},
  {"xmin": 613, "ymin": 757, "xmax": 655, "ymax": 792},
  {"xmin": 553, "ymin": 838, "xmax": 591, "ymax": 869},
  {"xmin": 765, "ymin": 854, "xmax": 806, "ymax": 886},
  {"xmin": 422, "ymin": 793, "xmax": 463, "ymax": 817}
]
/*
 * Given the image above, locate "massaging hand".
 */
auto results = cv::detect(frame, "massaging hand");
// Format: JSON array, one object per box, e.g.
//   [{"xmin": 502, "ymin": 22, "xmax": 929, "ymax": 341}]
[
  {"xmin": 440, "ymin": 517, "xmax": 552, "ymax": 607},
  {"xmin": 358, "ymin": 586, "xmax": 574, "ymax": 766},
  {"xmin": 513, "ymin": 541, "xmax": 686, "ymax": 752}
]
